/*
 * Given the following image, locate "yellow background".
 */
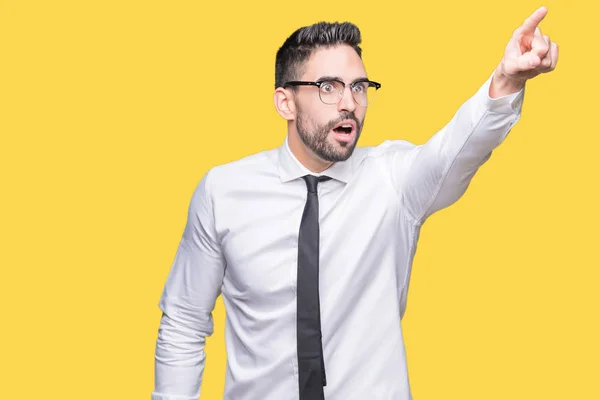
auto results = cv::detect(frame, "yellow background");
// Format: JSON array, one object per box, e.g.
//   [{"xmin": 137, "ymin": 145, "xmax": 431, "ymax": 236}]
[{"xmin": 1, "ymin": 0, "xmax": 598, "ymax": 398}]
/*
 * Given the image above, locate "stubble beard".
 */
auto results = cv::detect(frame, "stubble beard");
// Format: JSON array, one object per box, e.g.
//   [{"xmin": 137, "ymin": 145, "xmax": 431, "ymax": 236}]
[{"xmin": 296, "ymin": 109, "xmax": 363, "ymax": 163}]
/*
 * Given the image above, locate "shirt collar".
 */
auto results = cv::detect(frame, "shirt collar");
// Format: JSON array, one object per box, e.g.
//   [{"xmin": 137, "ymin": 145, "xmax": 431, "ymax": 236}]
[{"xmin": 277, "ymin": 135, "xmax": 353, "ymax": 183}]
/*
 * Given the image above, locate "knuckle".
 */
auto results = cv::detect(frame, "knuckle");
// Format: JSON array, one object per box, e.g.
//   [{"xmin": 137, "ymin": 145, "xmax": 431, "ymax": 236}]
[{"xmin": 539, "ymin": 58, "xmax": 552, "ymax": 70}]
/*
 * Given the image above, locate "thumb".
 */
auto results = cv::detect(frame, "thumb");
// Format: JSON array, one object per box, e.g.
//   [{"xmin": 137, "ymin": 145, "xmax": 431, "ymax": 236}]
[{"xmin": 517, "ymin": 52, "xmax": 541, "ymax": 71}]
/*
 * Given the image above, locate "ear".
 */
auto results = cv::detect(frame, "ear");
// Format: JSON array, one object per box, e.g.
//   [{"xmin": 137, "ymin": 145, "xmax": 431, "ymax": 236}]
[{"xmin": 274, "ymin": 87, "xmax": 297, "ymax": 121}]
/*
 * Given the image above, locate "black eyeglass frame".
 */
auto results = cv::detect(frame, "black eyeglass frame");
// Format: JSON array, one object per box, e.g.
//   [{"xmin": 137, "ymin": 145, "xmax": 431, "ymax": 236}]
[{"xmin": 282, "ymin": 78, "xmax": 382, "ymax": 105}]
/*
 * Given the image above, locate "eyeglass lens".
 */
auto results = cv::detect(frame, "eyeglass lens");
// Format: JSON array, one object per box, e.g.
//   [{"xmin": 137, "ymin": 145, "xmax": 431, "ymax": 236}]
[{"xmin": 318, "ymin": 81, "xmax": 377, "ymax": 106}]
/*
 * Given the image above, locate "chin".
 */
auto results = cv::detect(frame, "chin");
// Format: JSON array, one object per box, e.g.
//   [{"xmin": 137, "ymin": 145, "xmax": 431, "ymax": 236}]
[{"xmin": 325, "ymin": 141, "xmax": 356, "ymax": 162}]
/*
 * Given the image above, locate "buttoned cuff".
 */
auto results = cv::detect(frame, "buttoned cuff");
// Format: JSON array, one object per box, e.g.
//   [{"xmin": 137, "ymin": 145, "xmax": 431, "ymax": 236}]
[
  {"xmin": 479, "ymin": 70, "xmax": 525, "ymax": 114},
  {"xmin": 152, "ymin": 391, "xmax": 198, "ymax": 400}
]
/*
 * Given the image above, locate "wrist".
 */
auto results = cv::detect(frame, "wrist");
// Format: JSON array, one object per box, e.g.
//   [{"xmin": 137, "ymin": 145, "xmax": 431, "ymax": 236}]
[{"xmin": 489, "ymin": 63, "xmax": 526, "ymax": 98}]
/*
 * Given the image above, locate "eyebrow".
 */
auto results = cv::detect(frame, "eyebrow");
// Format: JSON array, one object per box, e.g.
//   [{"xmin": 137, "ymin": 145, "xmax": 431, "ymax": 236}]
[{"xmin": 316, "ymin": 76, "xmax": 369, "ymax": 84}]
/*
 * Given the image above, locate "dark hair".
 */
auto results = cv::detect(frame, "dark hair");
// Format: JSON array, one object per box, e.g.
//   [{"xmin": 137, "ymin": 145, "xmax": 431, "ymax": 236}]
[{"xmin": 275, "ymin": 22, "xmax": 362, "ymax": 89}]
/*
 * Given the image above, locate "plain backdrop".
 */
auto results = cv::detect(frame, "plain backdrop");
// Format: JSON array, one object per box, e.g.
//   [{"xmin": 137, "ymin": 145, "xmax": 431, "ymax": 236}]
[{"xmin": 1, "ymin": 0, "xmax": 598, "ymax": 399}]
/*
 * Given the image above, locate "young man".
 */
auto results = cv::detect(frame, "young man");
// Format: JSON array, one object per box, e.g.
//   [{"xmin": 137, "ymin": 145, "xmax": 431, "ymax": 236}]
[{"xmin": 153, "ymin": 7, "xmax": 558, "ymax": 400}]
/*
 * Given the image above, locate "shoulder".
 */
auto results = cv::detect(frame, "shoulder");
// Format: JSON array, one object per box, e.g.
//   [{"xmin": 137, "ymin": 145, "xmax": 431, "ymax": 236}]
[
  {"xmin": 352, "ymin": 139, "xmax": 417, "ymax": 166},
  {"xmin": 211, "ymin": 147, "xmax": 277, "ymax": 177},
  {"xmin": 197, "ymin": 147, "xmax": 279, "ymax": 198}
]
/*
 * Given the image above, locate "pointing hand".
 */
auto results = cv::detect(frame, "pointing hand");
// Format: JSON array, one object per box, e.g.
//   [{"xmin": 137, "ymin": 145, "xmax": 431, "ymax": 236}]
[{"xmin": 497, "ymin": 6, "xmax": 559, "ymax": 84}]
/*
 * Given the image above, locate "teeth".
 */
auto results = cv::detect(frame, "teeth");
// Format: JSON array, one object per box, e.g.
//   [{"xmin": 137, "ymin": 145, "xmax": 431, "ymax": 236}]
[{"xmin": 341, "ymin": 124, "xmax": 352, "ymax": 128}]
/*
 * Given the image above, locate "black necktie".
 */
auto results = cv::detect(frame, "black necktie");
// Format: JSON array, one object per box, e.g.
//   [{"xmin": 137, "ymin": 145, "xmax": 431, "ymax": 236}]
[{"xmin": 297, "ymin": 174, "xmax": 331, "ymax": 400}]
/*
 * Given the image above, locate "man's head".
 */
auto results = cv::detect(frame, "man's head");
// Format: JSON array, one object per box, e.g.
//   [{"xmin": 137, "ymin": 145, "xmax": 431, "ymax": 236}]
[{"xmin": 274, "ymin": 22, "xmax": 379, "ymax": 170}]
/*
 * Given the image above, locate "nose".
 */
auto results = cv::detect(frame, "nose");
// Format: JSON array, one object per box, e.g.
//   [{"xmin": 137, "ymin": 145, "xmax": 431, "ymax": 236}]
[{"xmin": 337, "ymin": 85, "xmax": 356, "ymax": 113}]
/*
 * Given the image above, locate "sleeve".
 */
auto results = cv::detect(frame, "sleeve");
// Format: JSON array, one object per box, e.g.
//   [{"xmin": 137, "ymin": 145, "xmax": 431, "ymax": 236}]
[
  {"xmin": 152, "ymin": 169, "xmax": 227, "ymax": 400},
  {"xmin": 397, "ymin": 70, "xmax": 525, "ymax": 224}
]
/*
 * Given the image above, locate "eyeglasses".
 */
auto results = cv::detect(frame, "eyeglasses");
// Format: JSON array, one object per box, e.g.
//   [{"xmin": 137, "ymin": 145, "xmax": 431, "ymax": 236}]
[{"xmin": 283, "ymin": 78, "xmax": 381, "ymax": 106}]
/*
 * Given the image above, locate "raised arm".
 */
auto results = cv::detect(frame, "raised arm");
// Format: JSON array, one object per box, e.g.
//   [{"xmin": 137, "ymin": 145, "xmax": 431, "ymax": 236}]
[
  {"xmin": 152, "ymin": 170, "xmax": 226, "ymax": 400},
  {"xmin": 399, "ymin": 71, "xmax": 523, "ymax": 223},
  {"xmin": 399, "ymin": 6, "xmax": 558, "ymax": 224}
]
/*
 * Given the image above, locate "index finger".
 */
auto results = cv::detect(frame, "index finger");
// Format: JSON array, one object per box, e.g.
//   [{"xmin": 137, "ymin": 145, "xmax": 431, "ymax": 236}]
[{"xmin": 521, "ymin": 6, "xmax": 548, "ymax": 35}]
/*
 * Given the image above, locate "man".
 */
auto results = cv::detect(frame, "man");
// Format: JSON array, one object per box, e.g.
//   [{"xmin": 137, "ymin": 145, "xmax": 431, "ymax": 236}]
[{"xmin": 152, "ymin": 7, "xmax": 558, "ymax": 400}]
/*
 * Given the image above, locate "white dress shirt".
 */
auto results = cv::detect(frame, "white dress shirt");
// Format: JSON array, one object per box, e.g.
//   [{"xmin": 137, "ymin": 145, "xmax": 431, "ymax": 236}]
[{"xmin": 152, "ymin": 72, "xmax": 524, "ymax": 400}]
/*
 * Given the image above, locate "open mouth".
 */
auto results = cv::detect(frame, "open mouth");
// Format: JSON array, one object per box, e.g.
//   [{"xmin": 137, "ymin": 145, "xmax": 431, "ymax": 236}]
[
  {"xmin": 331, "ymin": 120, "xmax": 356, "ymax": 143},
  {"xmin": 333, "ymin": 125, "xmax": 353, "ymax": 134}
]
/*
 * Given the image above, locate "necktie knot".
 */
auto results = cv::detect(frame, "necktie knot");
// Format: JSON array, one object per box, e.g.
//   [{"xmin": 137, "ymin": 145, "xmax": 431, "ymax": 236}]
[{"xmin": 303, "ymin": 175, "xmax": 332, "ymax": 194}]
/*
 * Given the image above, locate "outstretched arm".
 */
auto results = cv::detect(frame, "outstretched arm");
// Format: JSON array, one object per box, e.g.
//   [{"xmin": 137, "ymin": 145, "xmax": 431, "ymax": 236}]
[{"xmin": 399, "ymin": 6, "xmax": 558, "ymax": 224}]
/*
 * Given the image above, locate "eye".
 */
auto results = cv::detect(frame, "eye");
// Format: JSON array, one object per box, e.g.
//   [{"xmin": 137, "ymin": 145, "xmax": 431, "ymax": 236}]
[
  {"xmin": 352, "ymin": 82, "xmax": 367, "ymax": 93},
  {"xmin": 320, "ymin": 82, "xmax": 335, "ymax": 93}
]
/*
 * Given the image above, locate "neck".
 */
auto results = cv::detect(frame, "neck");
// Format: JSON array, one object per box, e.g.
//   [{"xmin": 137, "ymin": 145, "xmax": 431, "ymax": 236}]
[{"xmin": 288, "ymin": 131, "xmax": 333, "ymax": 173}]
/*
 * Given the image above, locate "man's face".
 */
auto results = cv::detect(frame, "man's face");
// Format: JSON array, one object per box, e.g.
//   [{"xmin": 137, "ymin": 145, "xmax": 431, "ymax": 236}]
[{"xmin": 293, "ymin": 45, "xmax": 369, "ymax": 162}]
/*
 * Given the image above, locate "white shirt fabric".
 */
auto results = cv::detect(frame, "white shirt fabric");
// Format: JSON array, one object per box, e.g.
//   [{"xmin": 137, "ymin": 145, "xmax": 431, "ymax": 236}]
[{"xmin": 152, "ymin": 72, "xmax": 524, "ymax": 400}]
